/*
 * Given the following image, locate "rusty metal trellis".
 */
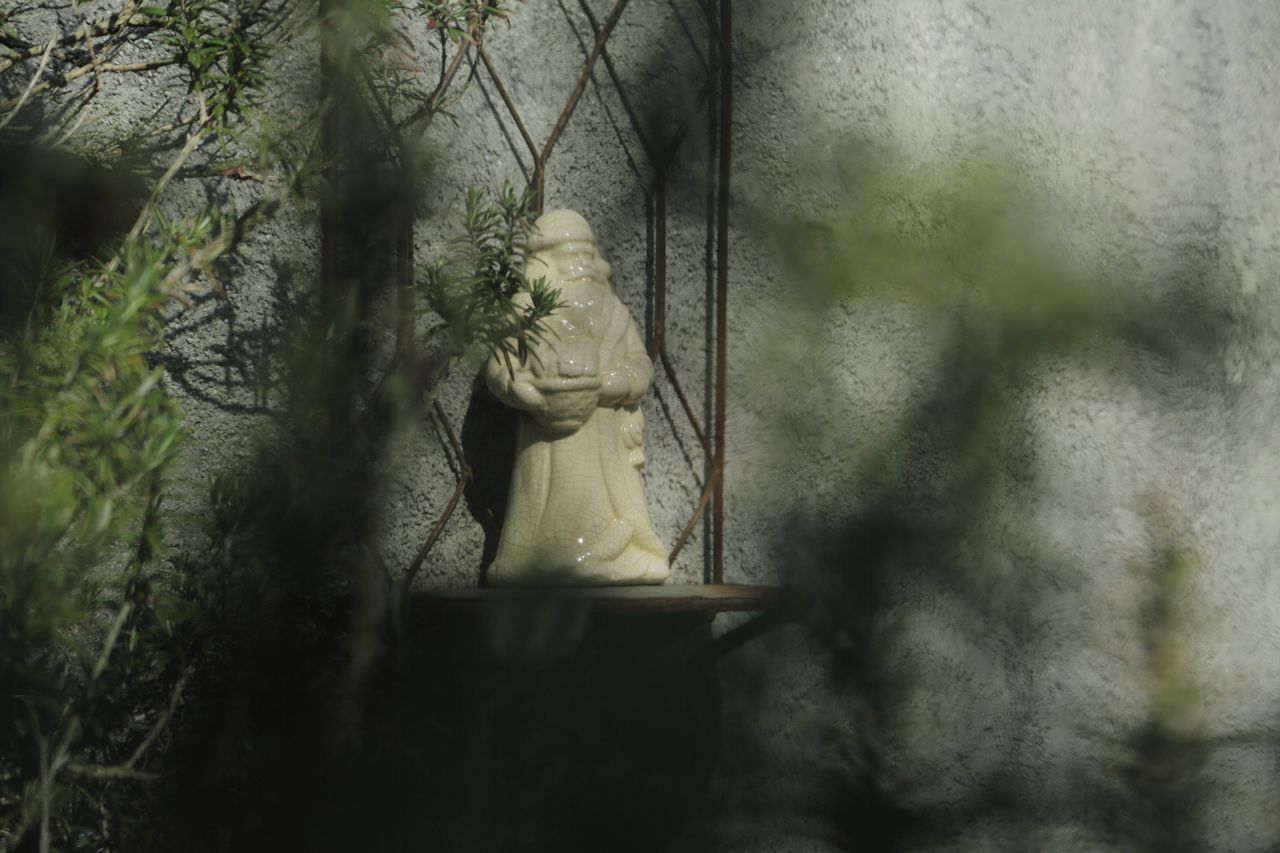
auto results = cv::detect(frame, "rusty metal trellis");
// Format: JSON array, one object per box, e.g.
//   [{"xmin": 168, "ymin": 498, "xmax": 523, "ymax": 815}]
[{"xmin": 402, "ymin": 0, "xmax": 735, "ymax": 588}]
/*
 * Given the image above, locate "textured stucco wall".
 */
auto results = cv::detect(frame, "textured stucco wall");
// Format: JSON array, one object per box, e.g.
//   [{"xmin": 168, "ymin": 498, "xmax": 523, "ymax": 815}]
[
  {"xmin": 718, "ymin": 2, "xmax": 1280, "ymax": 851},
  {"xmin": 122, "ymin": 0, "xmax": 1280, "ymax": 849}
]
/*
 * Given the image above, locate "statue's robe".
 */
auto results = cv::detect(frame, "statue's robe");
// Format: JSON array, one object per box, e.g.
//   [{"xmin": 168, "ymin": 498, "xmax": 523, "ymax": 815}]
[{"xmin": 484, "ymin": 277, "xmax": 668, "ymax": 585}]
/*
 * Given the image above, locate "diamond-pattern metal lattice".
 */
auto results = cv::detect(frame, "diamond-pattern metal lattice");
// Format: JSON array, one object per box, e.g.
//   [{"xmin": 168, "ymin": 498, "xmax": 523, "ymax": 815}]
[{"xmin": 398, "ymin": 0, "xmax": 734, "ymax": 588}]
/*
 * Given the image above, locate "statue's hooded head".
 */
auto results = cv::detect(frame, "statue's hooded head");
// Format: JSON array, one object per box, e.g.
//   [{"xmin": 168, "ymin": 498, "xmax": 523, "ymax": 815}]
[{"xmin": 526, "ymin": 209, "xmax": 612, "ymax": 286}]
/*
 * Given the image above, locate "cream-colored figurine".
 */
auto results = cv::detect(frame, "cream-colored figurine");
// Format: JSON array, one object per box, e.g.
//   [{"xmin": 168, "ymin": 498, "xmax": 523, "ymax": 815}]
[{"xmin": 484, "ymin": 210, "xmax": 669, "ymax": 585}]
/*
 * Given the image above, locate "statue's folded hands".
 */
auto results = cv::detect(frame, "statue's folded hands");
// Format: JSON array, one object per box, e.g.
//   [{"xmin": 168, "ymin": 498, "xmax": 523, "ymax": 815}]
[{"xmin": 530, "ymin": 374, "xmax": 601, "ymax": 433}]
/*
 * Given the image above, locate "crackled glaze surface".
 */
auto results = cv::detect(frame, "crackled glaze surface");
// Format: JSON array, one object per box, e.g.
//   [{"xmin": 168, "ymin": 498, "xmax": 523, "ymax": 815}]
[{"xmin": 483, "ymin": 210, "xmax": 669, "ymax": 585}]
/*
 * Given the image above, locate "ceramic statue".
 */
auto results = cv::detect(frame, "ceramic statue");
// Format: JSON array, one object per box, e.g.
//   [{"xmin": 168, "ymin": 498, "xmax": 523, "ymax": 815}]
[{"xmin": 483, "ymin": 209, "xmax": 669, "ymax": 585}]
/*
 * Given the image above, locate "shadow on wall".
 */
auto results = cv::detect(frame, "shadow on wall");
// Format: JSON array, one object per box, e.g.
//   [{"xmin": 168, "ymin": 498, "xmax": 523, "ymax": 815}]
[
  {"xmin": 704, "ymin": 139, "xmax": 1247, "ymax": 851},
  {"xmin": 156, "ymin": 259, "xmax": 297, "ymax": 417},
  {"xmin": 462, "ymin": 369, "xmax": 518, "ymax": 578}
]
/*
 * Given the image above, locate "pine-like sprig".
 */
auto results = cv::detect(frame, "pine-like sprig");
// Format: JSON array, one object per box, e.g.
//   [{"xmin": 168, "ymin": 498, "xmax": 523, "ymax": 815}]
[{"xmin": 421, "ymin": 179, "xmax": 560, "ymax": 376}]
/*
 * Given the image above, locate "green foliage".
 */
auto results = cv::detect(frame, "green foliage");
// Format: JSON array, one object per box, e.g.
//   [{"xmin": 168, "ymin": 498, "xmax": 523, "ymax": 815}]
[
  {"xmin": 746, "ymin": 141, "xmax": 1228, "ymax": 851},
  {"xmin": 1, "ymin": 232, "xmax": 192, "ymax": 624},
  {"xmin": 1139, "ymin": 502, "xmax": 1201, "ymax": 737},
  {"xmin": 0, "ymin": 213, "xmax": 234, "ymax": 848},
  {"xmin": 158, "ymin": 0, "xmax": 278, "ymax": 131},
  {"xmin": 416, "ymin": 0, "xmax": 515, "ymax": 44},
  {"xmin": 0, "ymin": 2, "xmax": 298, "ymax": 838},
  {"xmin": 422, "ymin": 179, "xmax": 560, "ymax": 373},
  {"xmin": 1105, "ymin": 500, "xmax": 1207, "ymax": 851},
  {"xmin": 778, "ymin": 143, "xmax": 1122, "ymax": 343},
  {"xmin": 0, "ymin": 0, "xmax": 549, "ymax": 848},
  {"xmin": 757, "ymin": 141, "xmax": 1228, "ymax": 506}
]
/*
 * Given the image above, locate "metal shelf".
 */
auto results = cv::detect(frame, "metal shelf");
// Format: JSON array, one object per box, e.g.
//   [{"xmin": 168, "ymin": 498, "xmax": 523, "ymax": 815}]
[{"xmin": 416, "ymin": 583, "xmax": 784, "ymax": 613}]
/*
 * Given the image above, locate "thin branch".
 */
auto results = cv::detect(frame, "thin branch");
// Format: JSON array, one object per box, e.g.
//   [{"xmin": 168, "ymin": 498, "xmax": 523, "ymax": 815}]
[
  {"xmin": 476, "ymin": 44, "xmax": 537, "ymax": 162},
  {"xmin": 0, "ymin": 54, "xmax": 173, "ymax": 113},
  {"xmin": 0, "ymin": 30, "xmax": 33, "ymax": 51},
  {"xmin": 0, "ymin": 36, "xmax": 53, "ymax": 131},
  {"xmin": 576, "ymin": 0, "xmax": 654, "ymax": 163},
  {"xmin": 56, "ymin": 0, "xmax": 147, "ymax": 46},
  {"xmin": 50, "ymin": 76, "xmax": 102, "ymax": 146},
  {"xmin": 539, "ymin": 0, "xmax": 632, "ymax": 164},
  {"xmin": 659, "ymin": 348, "xmax": 709, "ymax": 452},
  {"xmin": 96, "ymin": 625, "xmax": 181, "ymax": 770},
  {"xmin": 63, "ymin": 762, "xmax": 162, "ymax": 782},
  {"xmin": 161, "ymin": 190, "xmax": 286, "ymax": 294},
  {"xmin": 669, "ymin": 465, "xmax": 719, "ymax": 564},
  {"xmin": 712, "ymin": 0, "xmax": 732, "ymax": 585},
  {"xmin": 435, "ymin": 395, "xmax": 465, "ymax": 464},
  {"xmin": 21, "ymin": 702, "xmax": 52, "ymax": 853},
  {"xmin": 358, "ymin": 57, "xmax": 405, "ymax": 154},
  {"xmin": 400, "ymin": 401, "xmax": 471, "ymax": 593},
  {"xmin": 0, "ymin": 0, "xmax": 149, "ymax": 75},
  {"xmin": 69, "ymin": 782, "xmax": 112, "ymax": 844},
  {"xmin": 92, "ymin": 125, "xmax": 211, "ymax": 287},
  {"xmin": 398, "ymin": 40, "xmax": 469, "ymax": 134},
  {"xmin": 90, "ymin": 601, "xmax": 133, "ymax": 683}
]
